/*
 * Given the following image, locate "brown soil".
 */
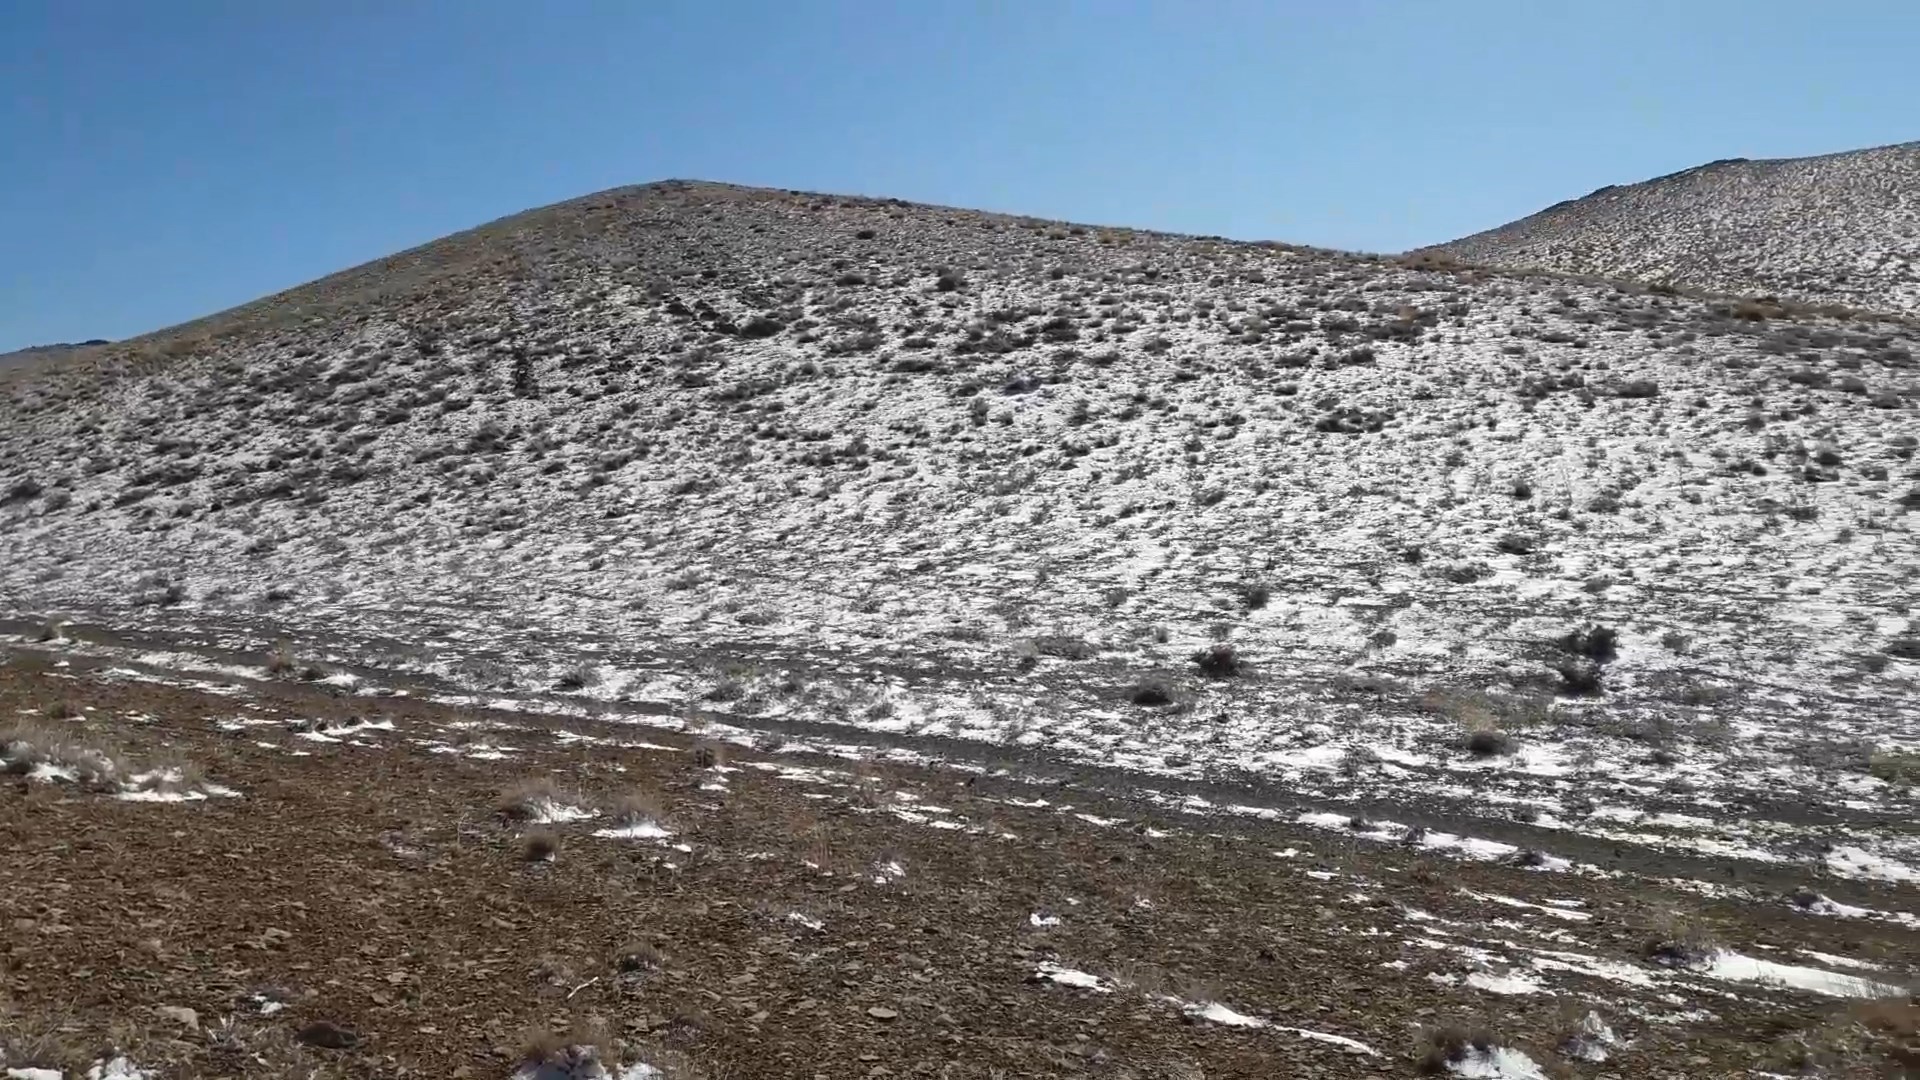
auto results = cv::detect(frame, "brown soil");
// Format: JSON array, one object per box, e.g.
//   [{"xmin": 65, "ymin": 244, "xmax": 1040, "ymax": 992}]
[{"xmin": 2, "ymin": 652, "xmax": 1914, "ymax": 1079}]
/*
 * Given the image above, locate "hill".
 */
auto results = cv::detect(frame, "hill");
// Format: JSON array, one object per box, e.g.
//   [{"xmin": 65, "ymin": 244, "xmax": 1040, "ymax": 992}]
[
  {"xmin": 1428, "ymin": 141, "xmax": 1920, "ymax": 315},
  {"xmin": 2, "ymin": 180, "xmax": 1918, "ymax": 1076},
  {"xmin": 0, "ymin": 338, "xmax": 108, "ymax": 371}
]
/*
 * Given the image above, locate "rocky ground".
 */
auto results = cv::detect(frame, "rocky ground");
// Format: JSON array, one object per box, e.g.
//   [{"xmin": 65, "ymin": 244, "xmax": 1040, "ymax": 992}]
[
  {"xmin": 3, "ymin": 639, "xmax": 1917, "ymax": 1079},
  {"xmin": 1431, "ymin": 142, "xmax": 1920, "ymax": 317}
]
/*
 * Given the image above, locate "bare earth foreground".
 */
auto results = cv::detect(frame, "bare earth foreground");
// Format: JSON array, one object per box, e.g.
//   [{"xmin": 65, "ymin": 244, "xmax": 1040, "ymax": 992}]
[{"xmin": 2, "ymin": 638, "xmax": 1916, "ymax": 1080}]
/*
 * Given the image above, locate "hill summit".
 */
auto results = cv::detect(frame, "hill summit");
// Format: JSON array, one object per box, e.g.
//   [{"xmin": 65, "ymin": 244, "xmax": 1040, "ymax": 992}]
[{"xmin": 1429, "ymin": 141, "xmax": 1920, "ymax": 315}]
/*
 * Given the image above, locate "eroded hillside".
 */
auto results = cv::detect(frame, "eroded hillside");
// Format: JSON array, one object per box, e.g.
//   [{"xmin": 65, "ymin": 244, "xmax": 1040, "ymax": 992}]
[{"xmin": 1432, "ymin": 142, "xmax": 1920, "ymax": 316}]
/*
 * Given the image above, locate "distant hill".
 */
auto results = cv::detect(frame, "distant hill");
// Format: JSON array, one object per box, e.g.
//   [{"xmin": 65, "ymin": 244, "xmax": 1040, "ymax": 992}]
[
  {"xmin": 1427, "ymin": 141, "xmax": 1920, "ymax": 315},
  {"xmin": 0, "ymin": 339, "xmax": 110, "ymax": 371}
]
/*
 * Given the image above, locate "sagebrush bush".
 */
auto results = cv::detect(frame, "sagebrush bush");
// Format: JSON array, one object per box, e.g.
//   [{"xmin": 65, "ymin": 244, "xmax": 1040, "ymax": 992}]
[
  {"xmin": 1191, "ymin": 643, "xmax": 1242, "ymax": 678},
  {"xmin": 1555, "ymin": 626, "xmax": 1619, "ymax": 663},
  {"xmin": 1129, "ymin": 681, "xmax": 1174, "ymax": 706}
]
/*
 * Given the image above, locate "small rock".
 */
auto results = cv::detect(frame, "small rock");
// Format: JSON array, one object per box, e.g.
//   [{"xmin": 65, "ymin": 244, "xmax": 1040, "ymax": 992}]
[
  {"xmin": 296, "ymin": 1020, "xmax": 361, "ymax": 1050},
  {"xmin": 156, "ymin": 1005, "xmax": 199, "ymax": 1031},
  {"xmin": 866, "ymin": 1006, "xmax": 899, "ymax": 1021}
]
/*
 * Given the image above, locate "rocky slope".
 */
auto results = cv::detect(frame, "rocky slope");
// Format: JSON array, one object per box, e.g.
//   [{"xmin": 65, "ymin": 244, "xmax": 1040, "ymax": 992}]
[
  {"xmin": 2, "ymin": 180, "xmax": 1919, "ymax": 894},
  {"xmin": 1429, "ymin": 141, "xmax": 1920, "ymax": 316}
]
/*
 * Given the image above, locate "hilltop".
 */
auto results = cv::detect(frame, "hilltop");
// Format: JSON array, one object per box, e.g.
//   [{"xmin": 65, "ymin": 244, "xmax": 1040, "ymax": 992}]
[
  {"xmin": 0, "ymin": 338, "xmax": 109, "ymax": 371},
  {"xmin": 2, "ymin": 181, "xmax": 1918, "ymax": 1077},
  {"xmin": 1429, "ymin": 141, "xmax": 1920, "ymax": 315}
]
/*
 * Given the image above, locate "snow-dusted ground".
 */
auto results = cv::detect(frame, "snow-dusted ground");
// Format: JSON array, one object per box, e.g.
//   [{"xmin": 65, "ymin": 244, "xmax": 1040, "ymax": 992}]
[
  {"xmin": 2, "ymin": 181, "xmax": 1917, "ymax": 905},
  {"xmin": 1433, "ymin": 141, "xmax": 1920, "ymax": 316}
]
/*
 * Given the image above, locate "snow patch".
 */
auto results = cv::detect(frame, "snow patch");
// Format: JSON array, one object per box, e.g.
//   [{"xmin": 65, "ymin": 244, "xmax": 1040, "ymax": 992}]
[
  {"xmin": 594, "ymin": 820, "xmax": 672, "ymax": 840},
  {"xmin": 1034, "ymin": 963, "xmax": 1112, "ymax": 992},
  {"xmin": 1699, "ymin": 950, "xmax": 1902, "ymax": 998},
  {"xmin": 1442, "ymin": 1045, "xmax": 1550, "ymax": 1079}
]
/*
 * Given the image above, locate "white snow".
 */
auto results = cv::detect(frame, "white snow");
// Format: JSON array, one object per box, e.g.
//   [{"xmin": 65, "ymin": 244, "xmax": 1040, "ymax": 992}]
[
  {"xmin": 1465, "ymin": 970, "xmax": 1546, "ymax": 996},
  {"xmin": 86, "ymin": 1060, "xmax": 156, "ymax": 1080},
  {"xmin": 594, "ymin": 820, "xmax": 672, "ymax": 840},
  {"xmin": 1699, "ymin": 950, "xmax": 1902, "ymax": 998},
  {"xmin": 527, "ymin": 799, "xmax": 597, "ymax": 824},
  {"xmin": 1796, "ymin": 949, "xmax": 1885, "ymax": 971},
  {"xmin": 1034, "ymin": 963, "xmax": 1112, "ymax": 992},
  {"xmin": 1444, "ymin": 1045, "xmax": 1551, "ymax": 1080},
  {"xmin": 1173, "ymin": 998, "xmax": 1376, "ymax": 1054},
  {"xmin": 1193, "ymin": 1001, "xmax": 1265, "ymax": 1028},
  {"xmin": 1460, "ymin": 890, "xmax": 1591, "ymax": 921},
  {"xmin": 1825, "ymin": 844, "xmax": 1920, "ymax": 884}
]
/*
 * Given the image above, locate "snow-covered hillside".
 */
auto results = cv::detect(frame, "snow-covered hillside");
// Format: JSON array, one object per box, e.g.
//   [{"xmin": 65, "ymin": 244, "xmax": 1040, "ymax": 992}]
[
  {"xmin": 3, "ymin": 180, "xmax": 1918, "ymax": 882},
  {"xmin": 1430, "ymin": 141, "xmax": 1920, "ymax": 316}
]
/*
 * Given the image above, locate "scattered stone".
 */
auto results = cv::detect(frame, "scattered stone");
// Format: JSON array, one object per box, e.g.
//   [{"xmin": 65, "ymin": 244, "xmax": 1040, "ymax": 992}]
[{"xmin": 296, "ymin": 1020, "xmax": 361, "ymax": 1050}]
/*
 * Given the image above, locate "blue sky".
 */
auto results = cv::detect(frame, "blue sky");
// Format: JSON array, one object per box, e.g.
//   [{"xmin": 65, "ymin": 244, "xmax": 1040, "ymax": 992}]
[{"xmin": 3, "ymin": 1, "xmax": 1915, "ymax": 352}]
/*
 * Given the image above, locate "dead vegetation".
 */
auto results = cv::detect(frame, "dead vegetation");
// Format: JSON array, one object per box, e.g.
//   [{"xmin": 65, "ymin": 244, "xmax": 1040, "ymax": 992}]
[
  {"xmin": 0, "ymin": 720, "xmax": 121, "ymax": 790},
  {"xmin": 496, "ymin": 776, "xmax": 581, "ymax": 821},
  {"xmin": 1414, "ymin": 1024, "xmax": 1504, "ymax": 1074},
  {"xmin": 520, "ymin": 828, "xmax": 561, "ymax": 862},
  {"xmin": 602, "ymin": 790, "xmax": 666, "ymax": 827}
]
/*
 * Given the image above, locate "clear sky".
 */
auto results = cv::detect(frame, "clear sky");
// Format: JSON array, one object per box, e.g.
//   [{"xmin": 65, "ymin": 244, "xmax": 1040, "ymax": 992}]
[{"xmin": 3, "ymin": 1, "xmax": 1916, "ymax": 352}]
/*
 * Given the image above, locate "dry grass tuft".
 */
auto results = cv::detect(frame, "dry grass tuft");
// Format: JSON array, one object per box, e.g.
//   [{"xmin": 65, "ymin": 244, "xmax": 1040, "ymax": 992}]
[
  {"xmin": 1854, "ymin": 997, "xmax": 1920, "ymax": 1071},
  {"xmin": 1422, "ymin": 686, "xmax": 1551, "ymax": 757},
  {"xmin": 512, "ymin": 1019, "xmax": 619, "ymax": 1077},
  {"xmin": 0, "ymin": 721, "xmax": 121, "ymax": 790},
  {"xmin": 497, "ymin": 777, "xmax": 572, "ymax": 821},
  {"xmin": 1190, "ymin": 642, "xmax": 1242, "ymax": 678},
  {"xmin": 265, "ymin": 639, "xmax": 298, "ymax": 677},
  {"xmin": 122, "ymin": 756, "xmax": 207, "ymax": 796},
  {"xmin": 1640, "ymin": 912, "xmax": 1719, "ymax": 968},
  {"xmin": 613, "ymin": 940, "xmax": 664, "ymax": 973},
  {"xmin": 603, "ymin": 790, "xmax": 667, "ymax": 826},
  {"xmin": 1415, "ymin": 1025, "xmax": 1500, "ymax": 1074}
]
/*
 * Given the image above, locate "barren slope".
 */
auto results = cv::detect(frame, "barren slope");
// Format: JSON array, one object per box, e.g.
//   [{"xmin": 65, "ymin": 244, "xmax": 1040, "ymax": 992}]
[
  {"xmin": 1430, "ymin": 142, "xmax": 1920, "ymax": 316},
  {"xmin": 2, "ymin": 184, "xmax": 1919, "ymax": 1073}
]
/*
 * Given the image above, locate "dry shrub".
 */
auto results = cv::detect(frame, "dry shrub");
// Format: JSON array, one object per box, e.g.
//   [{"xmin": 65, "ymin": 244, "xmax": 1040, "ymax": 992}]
[
  {"xmin": 603, "ymin": 790, "xmax": 666, "ymax": 826},
  {"xmin": 1415, "ymin": 1025, "xmax": 1500, "ymax": 1074},
  {"xmin": 0, "ymin": 721, "xmax": 121, "ymax": 790},
  {"xmin": 521, "ymin": 830, "xmax": 560, "ymax": 863},
  {"xmin": 497, "ymin": 777, "xmax": 570, "ymax": 821},
  {"xmin": 1421, "ymin": 686, "xmax": 1549, "ymax": 731},
  {"xmin": 265, "ymin": 640, "xmax": 298, "ymax": 677},
  {"xmin": 691, "ymin": 741, "xmax": 725, "ymax": 769},
  {"xmin": 1640, "ymin": 912, "xmax": 1718, "ymax": 968}
]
